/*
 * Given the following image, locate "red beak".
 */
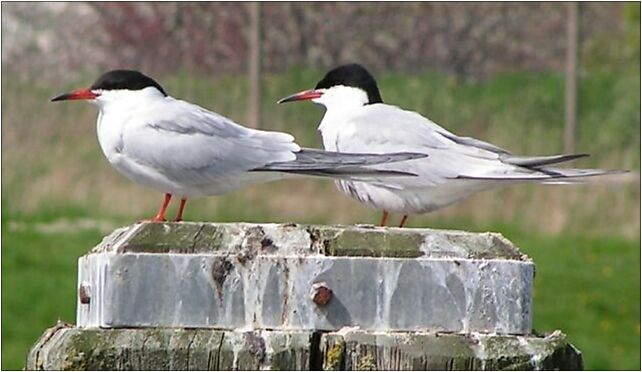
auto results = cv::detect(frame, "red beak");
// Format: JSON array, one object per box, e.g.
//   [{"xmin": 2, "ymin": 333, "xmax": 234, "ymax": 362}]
[
  {"xmin": 51, "ymin": 88, "xmax": 99, "ymax": 102},
  {"xmin": 277, "ymin": 89, "xmax": 323, "ymax": 104}
]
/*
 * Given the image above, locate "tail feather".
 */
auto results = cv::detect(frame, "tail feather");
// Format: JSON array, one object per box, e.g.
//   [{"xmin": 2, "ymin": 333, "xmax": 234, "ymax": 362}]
[
  {"xmin": 501, "ymin": 153, "xmax": 589, "ymax": 167},
  {"xmin": 495, "ymin": 152, "xmax": 627, "ymax": 182},
  {"xmin": 537, "ymin": 167, "xmax": 628, "ymax": 183},
  {"xmin": 458, "ymin": 167, "xmax": 627, "ymax": 182}
]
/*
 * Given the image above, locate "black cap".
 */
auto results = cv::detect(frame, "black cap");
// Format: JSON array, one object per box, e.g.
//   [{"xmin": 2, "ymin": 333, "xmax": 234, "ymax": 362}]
[
  {"xmin": 90, "ymin": 70, "xmax": 167, "ymax": 96},
  {"xmin": 315, "ymin": 63, "xmax": 383, "ymax": 104}
]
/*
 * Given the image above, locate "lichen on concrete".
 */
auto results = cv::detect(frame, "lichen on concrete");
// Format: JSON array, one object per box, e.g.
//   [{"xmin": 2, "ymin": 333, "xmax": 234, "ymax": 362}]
[
  {"xmin": 119, "ymin": 223, "xmax": 207, "ymax": 253},
  {"xmin": 89, "ymin": 226, "xmax": 131, "ymax": 253},
  {"xmin": 325, "ymin": 229, "xmax": 424, "ymax": 258},
  {"xmin": 88, "ymin": 222, "xmax": 530, "ymax": 260}
]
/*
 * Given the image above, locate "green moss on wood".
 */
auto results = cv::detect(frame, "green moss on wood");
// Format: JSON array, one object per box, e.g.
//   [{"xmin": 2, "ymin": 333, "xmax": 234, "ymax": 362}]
[
  {"xmin": 28, "ymin": 326, "xmax": 583, "ymax": 371},
  {"xmin": 357, "ymin": 354, "xmax": 376, "ymax": 370},
  {"xmin": 324, "ymin": 338, "xmax": 345, "ymax": 370}
]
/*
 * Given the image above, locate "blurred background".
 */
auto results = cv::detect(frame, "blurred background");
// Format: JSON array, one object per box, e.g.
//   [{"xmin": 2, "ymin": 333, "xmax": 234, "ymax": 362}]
[{"xmin": 2, "ymin": 2, "xmax": 640, "ymax": 369}]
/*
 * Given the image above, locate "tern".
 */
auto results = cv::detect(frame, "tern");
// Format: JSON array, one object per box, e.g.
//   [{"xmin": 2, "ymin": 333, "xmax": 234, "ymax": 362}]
[
  {"xmin": 51, "ymin": 69, "xmax": 425, "ymax": 222},
  {"xmin": 279, "ymin": 63, "xmax": 622, "ymax": 227}
]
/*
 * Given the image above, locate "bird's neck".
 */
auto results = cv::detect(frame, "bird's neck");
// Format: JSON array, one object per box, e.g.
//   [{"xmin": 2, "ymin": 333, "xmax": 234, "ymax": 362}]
[
  {"xmin": 317, "ymin": 103, "xmax": 365, "ymax": 151},
  {"xmin": 97, "ymin": 89, "xmax": 168, "ymax": 114}
]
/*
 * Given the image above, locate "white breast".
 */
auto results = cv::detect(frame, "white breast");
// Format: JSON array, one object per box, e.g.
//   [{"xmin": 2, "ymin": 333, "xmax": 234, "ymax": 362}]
[
  {"xmin": 94, "ymin": 91, "xmax": 188, "ymax": 195},
  {"xmin": 96, "ymin": 110, "xmax": 125, "ymax": 164}
]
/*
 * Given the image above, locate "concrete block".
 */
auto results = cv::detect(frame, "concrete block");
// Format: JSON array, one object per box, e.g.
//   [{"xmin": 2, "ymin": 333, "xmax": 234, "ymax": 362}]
[{"xmin": 77, "ymin": 223, "xmax": 533, "ymax": 333}]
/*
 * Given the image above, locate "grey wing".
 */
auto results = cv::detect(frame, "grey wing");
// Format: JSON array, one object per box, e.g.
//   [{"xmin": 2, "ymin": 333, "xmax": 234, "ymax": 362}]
[
  {"xmin": 438, "ymin": 131, "xmax": 511, "ymax": 155},
  {"xmin": 335, "ymin": 104, "xmax": 596, "ymax": 188},
  {"xmin": 254, "ymin": 148, "xmax": 426, "ymax": 175},
  {"xmin": 439, "ymin": 131, "xmax": 592, "ymax": 168},
  {"xmin": 121, "ymin": 99, "xmax": 300, "ymax": 186},
  {"xmin": 332, "ymin": 105, "xmax": 485, "ymax": 187}
]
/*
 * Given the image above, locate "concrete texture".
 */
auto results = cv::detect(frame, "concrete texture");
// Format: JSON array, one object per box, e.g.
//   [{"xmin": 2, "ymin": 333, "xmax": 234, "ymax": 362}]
[{"xmin": 77, "ymin": 222, "xmax": 533, "ymax": 333}]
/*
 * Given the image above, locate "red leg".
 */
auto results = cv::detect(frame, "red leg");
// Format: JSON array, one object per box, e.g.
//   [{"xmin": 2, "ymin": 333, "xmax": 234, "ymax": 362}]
[
  {"xmin": 399, "ymin": 215, "xmax": 409, "ymax": 228},
  {"xmin": 379, "ymin": 210, "xmax": 389, "ymax": 227},
  {"xmin": 152, "ymin": 193, "xmax": 172, "ymax": 222},
  {"xmin": 174, "ymin": 198, "xmax": 187, "ymax": 222}
]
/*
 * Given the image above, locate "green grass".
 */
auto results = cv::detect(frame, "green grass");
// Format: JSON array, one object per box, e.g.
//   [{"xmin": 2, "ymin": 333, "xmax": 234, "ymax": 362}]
[
  {"xmin": 497, "ymin": 224, "xmax": 641, "ymax": 371},
  {"xmin": 2, "ymin": 212, "xmax": 106, "ymax": 370},
  {"xmin": 2, "ymin": 209, "xmax": 639, "ymax": 370}
]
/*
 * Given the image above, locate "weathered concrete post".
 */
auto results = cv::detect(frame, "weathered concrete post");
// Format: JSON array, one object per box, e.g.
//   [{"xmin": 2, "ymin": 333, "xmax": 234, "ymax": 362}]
[{"xmin": 27, "ymin": 222, "xmax": 582, "ymax": 370}]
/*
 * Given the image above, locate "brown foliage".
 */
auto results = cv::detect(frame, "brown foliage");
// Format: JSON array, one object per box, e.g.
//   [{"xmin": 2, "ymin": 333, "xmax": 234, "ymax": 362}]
[{"xmin": 2, "ymin": 2, "xmax": 626, "ymax": 80}]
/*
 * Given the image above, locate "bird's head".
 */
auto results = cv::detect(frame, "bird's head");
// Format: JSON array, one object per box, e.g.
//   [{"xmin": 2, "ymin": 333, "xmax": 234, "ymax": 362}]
[
  {"xmin": 278, "ymin": 63, "xmax": 383, "ymax": 109},
  {"xmin": 51, "ymin": 70, "xmax": 167, "ymax": 107}
]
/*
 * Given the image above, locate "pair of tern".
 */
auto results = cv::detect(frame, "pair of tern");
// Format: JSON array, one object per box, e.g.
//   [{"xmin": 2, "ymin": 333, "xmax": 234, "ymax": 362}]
[{"xmin": 52, "ymin": 65, "xmax": 619, "ymax": 226}]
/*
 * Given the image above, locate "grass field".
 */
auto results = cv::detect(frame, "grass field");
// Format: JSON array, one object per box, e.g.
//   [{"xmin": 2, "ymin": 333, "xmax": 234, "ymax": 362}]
[{"xmin": 2, "ymin": 67, "xmax": 640, "ymax": 369}]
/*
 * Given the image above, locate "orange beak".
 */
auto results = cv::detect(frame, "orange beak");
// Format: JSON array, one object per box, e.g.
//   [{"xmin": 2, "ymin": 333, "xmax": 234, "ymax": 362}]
[
  {"xmin": 277, "ymin": 89, "xmax": 324, "ymax": 104},
  {"xmin": 51, "ymin": 88, "xmax": 99, "ymax": 102}
]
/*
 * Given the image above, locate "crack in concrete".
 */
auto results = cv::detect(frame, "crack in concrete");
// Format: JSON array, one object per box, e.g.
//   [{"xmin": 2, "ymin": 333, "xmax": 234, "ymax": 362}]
[{"xmin": 190, "ymin": 224, "xmax": 206, "ymax": 252}]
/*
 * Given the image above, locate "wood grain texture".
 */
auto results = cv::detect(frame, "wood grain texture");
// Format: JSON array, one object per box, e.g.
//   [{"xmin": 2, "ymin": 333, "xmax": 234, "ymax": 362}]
[{"xmin": 27, "ymin": 326, "xmax": 582, "ymax": 370}]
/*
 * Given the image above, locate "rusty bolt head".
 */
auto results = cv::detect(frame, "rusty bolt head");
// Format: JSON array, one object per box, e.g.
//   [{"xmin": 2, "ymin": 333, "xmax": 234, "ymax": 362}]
[
  {"xmin": 79, "ymin": 282, "xmax": 91, "ymax": 304},
  {"xmin": 310, "ymin": 282, "xmax": 332, "ymax": 306}
]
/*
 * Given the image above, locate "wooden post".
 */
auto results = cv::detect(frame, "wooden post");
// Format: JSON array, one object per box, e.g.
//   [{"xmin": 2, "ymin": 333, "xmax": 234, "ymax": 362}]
[
  {"xmin": 247, "ymin": 1, "xmax": 262, "ymax": 129},
  {"xmin": 27, "ymin": 223, "xmax": 583, "ymax": 370},
  {"xmin": 564, "ymin": 2, "xmax": 579, "ymax": 154}
]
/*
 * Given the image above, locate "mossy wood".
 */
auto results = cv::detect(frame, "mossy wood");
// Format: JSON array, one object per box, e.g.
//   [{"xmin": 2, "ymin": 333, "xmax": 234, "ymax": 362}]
[{"xmin": 27, "ymin": 325, "xmax": 582, "ymax": 370}]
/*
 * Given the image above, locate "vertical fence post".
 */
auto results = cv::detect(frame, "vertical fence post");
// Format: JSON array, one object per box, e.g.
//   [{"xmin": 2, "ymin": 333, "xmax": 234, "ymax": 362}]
[
  {"xmin": 564, "ymin": 2, "xmax": 579, "ymax": 154},
  {"xmin": 247, "ymin": 1, "xmax": 263, "ymax": 129}
]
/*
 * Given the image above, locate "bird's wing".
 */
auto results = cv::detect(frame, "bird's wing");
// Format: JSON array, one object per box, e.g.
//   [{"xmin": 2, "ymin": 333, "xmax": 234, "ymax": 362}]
[
  {"xmin": 255, "ymin": 148, "xmax": 425, "ymax": 173},
  {"xmin": 438, "ymin": 131, "xmax": 511, "ymax": 155},
  {"xmin": 120, "ymin": 98, "xmax": 300, "ymax": 186},
  {"xmin": 333, "ymin": 104, "xmax": 554, "ymax": 188}
]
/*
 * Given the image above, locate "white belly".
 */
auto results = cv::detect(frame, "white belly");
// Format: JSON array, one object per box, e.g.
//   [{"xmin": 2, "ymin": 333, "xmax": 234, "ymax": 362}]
[
  {"xmin": 103, "ymin": 147, "xmax": 289, "ymax": 198},
  {"xmin": 335, "ymin": 179, "xmax": 498, "ymax": 214}
]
